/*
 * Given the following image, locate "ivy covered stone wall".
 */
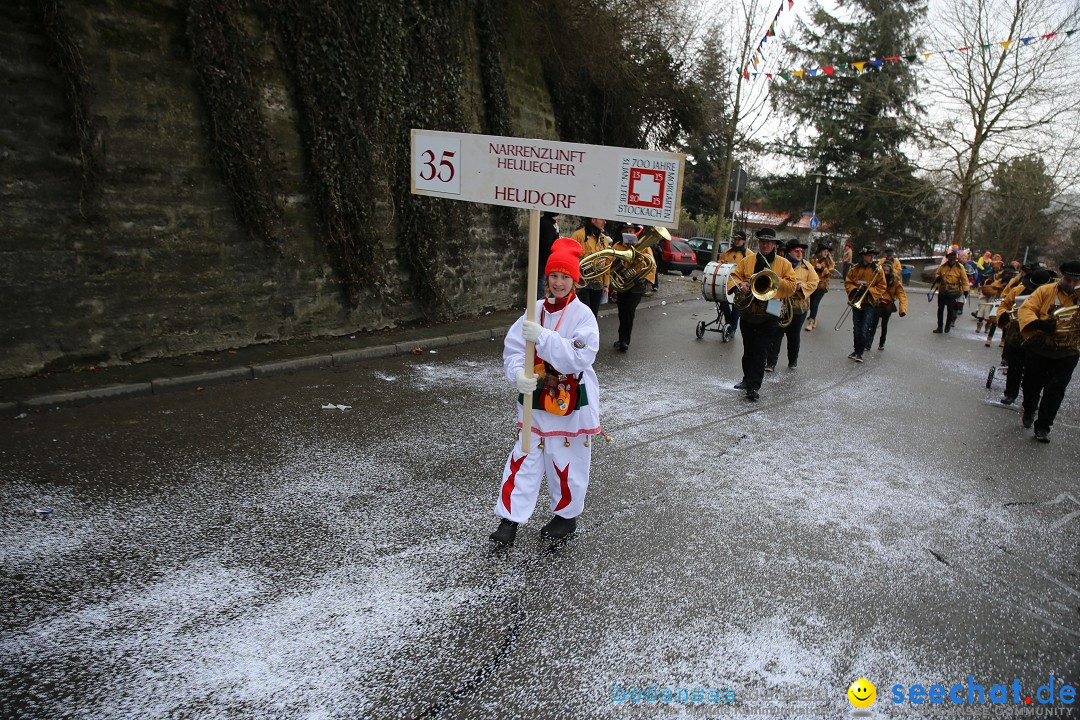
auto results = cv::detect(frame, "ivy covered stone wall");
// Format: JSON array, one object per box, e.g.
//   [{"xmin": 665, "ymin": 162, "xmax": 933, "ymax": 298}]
[{"xmin": 0, "ymin": 0, "xmax": 557, "ymax": 378}]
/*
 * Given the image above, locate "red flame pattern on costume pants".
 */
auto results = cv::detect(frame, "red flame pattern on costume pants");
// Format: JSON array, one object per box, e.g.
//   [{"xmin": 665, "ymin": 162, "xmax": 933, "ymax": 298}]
[
  {"xmin": 501, "ymin": 454, "xmax": 526, "ymax": 512},
  {"xmin": 553, "ymin": 462, "xmax": 572, "ymax": 511}
]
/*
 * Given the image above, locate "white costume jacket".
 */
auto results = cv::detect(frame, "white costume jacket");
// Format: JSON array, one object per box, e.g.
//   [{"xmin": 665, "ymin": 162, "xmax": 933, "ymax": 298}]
[{"xmin": 503, "ymin": 295, "xmax": 602, "ymax": 438}]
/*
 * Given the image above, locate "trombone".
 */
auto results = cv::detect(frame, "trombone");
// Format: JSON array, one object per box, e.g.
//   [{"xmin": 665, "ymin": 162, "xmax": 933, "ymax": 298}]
[{"xmin": 834, "ymin": 260, "xmax": 882, "ymax": 330}]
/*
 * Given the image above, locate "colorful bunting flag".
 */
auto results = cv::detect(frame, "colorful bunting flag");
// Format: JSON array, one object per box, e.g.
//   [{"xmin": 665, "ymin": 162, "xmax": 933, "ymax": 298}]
[{"xmin": 750, "ymin": 26, "xmax": 1077, "ymax": 81}]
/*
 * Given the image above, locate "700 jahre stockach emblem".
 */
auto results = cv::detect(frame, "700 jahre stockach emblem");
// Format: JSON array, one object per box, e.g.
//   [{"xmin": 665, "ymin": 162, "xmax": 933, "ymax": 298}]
[
  {"xmin": 618, "ymin": 154, "xmax": 678, "ymax": 223},
  {"xmin": 628, "ymin": 168, "xmax": 666, "ymax": 209}
]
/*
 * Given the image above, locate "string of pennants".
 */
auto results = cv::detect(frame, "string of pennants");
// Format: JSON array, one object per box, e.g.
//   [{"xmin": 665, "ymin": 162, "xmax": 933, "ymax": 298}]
[
  {"xmin": 742, "ymin": 27, "xmax": 1078, "ymax": 81},
  {"xmin": 740, "ymin": 0, "xmax": 797, "ymax": 80}
]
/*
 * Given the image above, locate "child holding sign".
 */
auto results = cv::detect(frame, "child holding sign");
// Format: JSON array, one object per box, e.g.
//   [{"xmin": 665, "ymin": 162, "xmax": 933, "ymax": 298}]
[{"xmin": 490, "ymin": 238, "xmax": 603, "ymax": 546}]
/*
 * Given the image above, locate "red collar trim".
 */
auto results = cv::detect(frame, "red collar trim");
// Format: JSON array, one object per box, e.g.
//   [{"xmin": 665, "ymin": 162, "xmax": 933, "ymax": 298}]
[{"xmin": 544, "ymin": 292, "xmax": 575, "ymax": 313}]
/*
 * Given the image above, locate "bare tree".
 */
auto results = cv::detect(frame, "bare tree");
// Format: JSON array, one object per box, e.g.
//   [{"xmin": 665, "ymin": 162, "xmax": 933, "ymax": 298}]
[
  {"xmin": 705, "ymin": 0, "xmax": 777, "ymax": 258},
  {"xmin": 920, "ymin": 0, "xmax": 1080, "ymax": 248}
]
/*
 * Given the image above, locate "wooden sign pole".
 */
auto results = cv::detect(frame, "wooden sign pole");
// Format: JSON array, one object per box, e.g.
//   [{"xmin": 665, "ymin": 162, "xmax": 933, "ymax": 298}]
[{"xmin": 521, "ymin": 209, "xmax": 540, "ymax": 452}]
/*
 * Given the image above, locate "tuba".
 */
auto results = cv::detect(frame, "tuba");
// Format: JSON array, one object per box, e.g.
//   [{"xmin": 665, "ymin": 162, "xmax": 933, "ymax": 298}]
[
  {"xmin": 732, "ymin": 268, "xmax": 780, "ymax": 310},
  {"xmin": 778, "ymin": 297, "xmax": 795, "ymax": 328},
  {"xmin": 1020, "ymin": 305, "xmax": 1080, "ymax": 350},
  {"xmin": 581, "ymin": 226, "xmax": 665, "ymax": 292}
]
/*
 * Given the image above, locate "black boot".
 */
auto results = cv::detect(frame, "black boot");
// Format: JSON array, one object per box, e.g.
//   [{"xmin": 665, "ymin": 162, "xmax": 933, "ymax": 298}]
[
  {"xmin": 540, "ymin": 515, "xmax": 577, "ymax": 540},
  {"xmin": 489, "ymin": 519, "xmax": 518, "ymax": 546}
]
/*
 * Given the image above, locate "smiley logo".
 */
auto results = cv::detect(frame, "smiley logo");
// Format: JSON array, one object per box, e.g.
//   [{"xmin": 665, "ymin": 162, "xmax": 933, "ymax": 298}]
[{"xmin": 847, "ymin": 678, "xmax": 876, "ymax": 708}]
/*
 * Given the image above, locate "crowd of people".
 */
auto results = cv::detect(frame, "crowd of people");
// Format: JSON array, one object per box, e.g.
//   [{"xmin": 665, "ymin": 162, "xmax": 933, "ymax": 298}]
[{"xmin": 490, "ymin": 217, "xmax": 1079, "ymax": 546}]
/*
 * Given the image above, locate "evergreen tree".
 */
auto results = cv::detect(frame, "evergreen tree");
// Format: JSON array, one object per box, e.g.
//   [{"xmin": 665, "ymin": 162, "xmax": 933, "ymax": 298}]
[
  {"xmin": 769, "ymin": 0, "xmax": 934, "ymax": 249},
  {"xmin": 971, "ymin": 155, "xmax": 1059, "ymax": 262}
]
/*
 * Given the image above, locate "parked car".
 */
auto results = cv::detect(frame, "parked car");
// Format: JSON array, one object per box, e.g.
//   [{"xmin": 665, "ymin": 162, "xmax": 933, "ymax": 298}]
[
  {"xmin": 653, "ymin": 236, "xmax": 698, "ymax": 275},
  {"xmin": 686, "ymin": 236, "xmax": 730, "ymax": 269}
]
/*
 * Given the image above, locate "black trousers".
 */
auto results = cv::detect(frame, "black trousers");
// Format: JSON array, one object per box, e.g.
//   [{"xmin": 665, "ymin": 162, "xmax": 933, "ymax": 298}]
[
  {"xmin": 739, "ymin": 317, "xmax": 778, "ymax": 391},
  {"xmin": 852, "ymin": 306, "xmax": 875, "ymax": 355},
  {"xmin": 867, "ymin": 310, "xmax": 893, "ymax": 348},
  {"xmin": 767, "ymin": 313, "xmax": 806, "ymax": 367},
  {"xmin": 1021, "ymin": 352, "xmax": 1079, "ymax": 432},
  {"xmin": 578, "ymin": 287, "xmax": 604, "ymax": 316},
  {"xmin": 721, "ymin": 302, "xmax": 740, "ymax": 333},
  {"xmin": 937, "ymin": 292, "xmax": 960, "ymax": 329},
  {"xmin": 808, "ymin": 288, "xmax": 827, "ymax": 320},
  {"xmin": 616, "ymin": 291, "xmax": 643, "ymax": 346},
  {"xmin": 1002, "ymin": 343, "xmax": 1026, "ymax": 400}
]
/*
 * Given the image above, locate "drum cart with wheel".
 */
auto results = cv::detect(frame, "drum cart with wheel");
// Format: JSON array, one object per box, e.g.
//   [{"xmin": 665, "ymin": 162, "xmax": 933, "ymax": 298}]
[{"xmin": 696, "ymin": 262, "xmax": 736, "ymax": 342}]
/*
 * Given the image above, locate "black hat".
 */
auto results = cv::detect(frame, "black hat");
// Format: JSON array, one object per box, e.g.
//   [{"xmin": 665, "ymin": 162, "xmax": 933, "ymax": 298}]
[
  {"xmin": 755, "ymin": 228, "xmax": 777, "ymax": 241},
  {"xmin": 785, "ymin": 238, "xmax": 809, "ymax": 252},
  {"xmin": 945, "ymin": 250, "xmax": 957, "ymax": 259},
  {"xmin": 859, "ymin": 246, "xmax": 878, "ymax": 255},
  {"xmin": 1060, "ymin": 260, "xmax": 1080, "ymax": 279},
  {"xmin": 883, "ymin": 246, "xmax": 896, "ymax": 255},
  {"xmin": 817, "ymin": 240, "xmax": 833, "ymax": 250},
  {"xmin": 1030, "ymin": 268, "xmax": 1052, "ymax": 285},
  {"xmin": 732, "ymin": 230, "xmax": 747, "ymax": 241}
]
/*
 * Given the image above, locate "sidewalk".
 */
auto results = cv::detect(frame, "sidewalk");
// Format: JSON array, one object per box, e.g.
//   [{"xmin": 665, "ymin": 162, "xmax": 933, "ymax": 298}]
[{"xmin": 1, "ymin": 274, "xmax": 702, "ymax": 415}]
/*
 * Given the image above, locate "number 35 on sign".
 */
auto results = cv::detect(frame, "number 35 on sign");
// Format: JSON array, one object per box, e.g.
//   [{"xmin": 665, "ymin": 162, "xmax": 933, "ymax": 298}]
[{"xmin": 413, "ymin": 134, "xmax": 461, "ymax": 195}]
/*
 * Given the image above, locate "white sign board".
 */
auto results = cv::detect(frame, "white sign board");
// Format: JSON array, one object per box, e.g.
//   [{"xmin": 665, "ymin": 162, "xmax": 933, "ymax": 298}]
[{"xmin": 411, "ymin": 130, "xmax": 685, "ymax": 228}]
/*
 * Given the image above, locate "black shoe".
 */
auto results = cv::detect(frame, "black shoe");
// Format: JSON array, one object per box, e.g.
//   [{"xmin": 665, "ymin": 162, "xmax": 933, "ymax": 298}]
[
  {"xmin": 613, "ymin": 340, "xmax": 622, "ymax": 349},
  {"xmin": 971, "ymin": 311, "xmax": 979, "ymax": 318},
  {"xmin": 848, "ymin": 351, "xmax": 859, "ymax": 360},
  {"xmin": 878, "ymin": 343, "xmax": 885, "ymax": 351},
  {"xmin": 1034, "ymin": 428, "xmax": 1050, "ymax": 443},
  {"xmin": 932, "ymin": 328, "xmax": 943, "ymax": 334},
  {"xmin": 617, "ymin": 342, "xmax": 628, "ymax": 352},
  {"xmin": 746, "ymin": 389, "xmax": 759, "ymax": 401},
  {"xmin": 764, "ymin": 364, "xmax": 775, "ymax": 373},
  {"xmin": 734, "ymin": 381, "xmax": 746, "ymax": 390},
  {"xmin": 489, "ymin": 519, "xmax": 518, "ymax": 546},
  {"xmin": 788, "ymin": 362, "xmax": 797, "ymax": 369},
  {"xmin": 1022, "ymin": 411, "xmax": 1035, "ymax": 429},
  {"xmin": 540, "ymin": 515, "xmax": 577, "ymax": 540},
  {"xmin": 944, "ymin": 324, "xmax": 952, "ymax": 333},
  {"xmin": 855, "ymin": 354, "xmax": 864, "ymax": 363},
  {"xmin": 1000, "ymin": 395, "xmax": 1015, "ymax": 406}
]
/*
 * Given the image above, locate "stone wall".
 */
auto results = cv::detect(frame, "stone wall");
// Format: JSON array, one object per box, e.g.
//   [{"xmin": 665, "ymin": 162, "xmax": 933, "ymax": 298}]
[{"xmin": 0, "ymin": 0, "xmax": 557, "ymax": 378}]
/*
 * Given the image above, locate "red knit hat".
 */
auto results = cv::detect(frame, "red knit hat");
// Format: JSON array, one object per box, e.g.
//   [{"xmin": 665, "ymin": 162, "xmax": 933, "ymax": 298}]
[{"xmin": 545, "ymin": 237, "xmax": 582, "ymax": 282}]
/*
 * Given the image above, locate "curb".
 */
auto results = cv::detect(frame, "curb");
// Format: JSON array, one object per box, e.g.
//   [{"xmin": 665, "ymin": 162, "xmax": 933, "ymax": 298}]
[{"xmin": 6, "ymin": 293, "xmax": 697, "ymax": 416}]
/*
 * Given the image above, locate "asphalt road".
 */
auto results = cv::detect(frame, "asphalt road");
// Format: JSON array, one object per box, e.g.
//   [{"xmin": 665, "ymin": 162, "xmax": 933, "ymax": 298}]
[{"xmin": 2, "ymin": 288, "xmax": 1078, "ymax": 720}]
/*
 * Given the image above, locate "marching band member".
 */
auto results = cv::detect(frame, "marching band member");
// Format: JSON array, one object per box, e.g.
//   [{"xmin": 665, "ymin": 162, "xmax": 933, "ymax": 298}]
[
  {"xmin": 882, "ymin": 246, "xmax": 903, "ymax": 275},
  {"xmin": 1016, "ymin": 260, "xmax": 1080, "ymax": 443},
  {"xmin": 995, "ymin": 268, "xmax": 1051, "ymax": 405},
  {"xmin": 844, "ymin": 246, "xmax": 887, "ymax": 363},
  {"xmin": 985, "ymin": 265, "xmax": 1026, "ymax": 347},
  {"xmin": 804, "ymin": 240, "xmax": 835, "ymax": 331},
  {"xmin": 571, "ymin": 218, "xmax": 611, "ymax": 316},
  {"xmin": 491, "ymin": 238, "xmax": 601, "ymax": 545},
  {"xmin": 727, "ymin": 227, "xmax": 798, "ymax": 401},
  {"xmin": 612, "ymin": 226, "xmax": 655, "ymax": 352},
  {"xmin": 932, "ymin": 250, "xmax": 969, "ymax": 333},
  {"xmin": 866, "ymin": 261, "xmax": 908, "ymax": 351},
  {"xmin": 718, "ymin": 230, "xmax": 751, "ymax": 341},
  {"xmin": 766, "ymin": 238, "xmax": 818, "ymax": 370}
]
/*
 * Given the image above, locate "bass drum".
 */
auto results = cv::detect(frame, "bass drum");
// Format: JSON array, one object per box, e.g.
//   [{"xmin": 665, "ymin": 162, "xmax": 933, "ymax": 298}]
[{"xmin": 701, "ymin": 261, "xmax": 736, "ymax": 303}]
